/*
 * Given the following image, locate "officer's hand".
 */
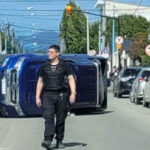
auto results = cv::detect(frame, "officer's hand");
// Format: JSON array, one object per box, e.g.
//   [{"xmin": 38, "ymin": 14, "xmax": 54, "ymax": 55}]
[
  {"xmin": 36, "ymin": 98, "xmax": 41, "ymax": 108},
  {"xmin": 70, "ymin": 93, "xmax": 76, "ymax": 104}
]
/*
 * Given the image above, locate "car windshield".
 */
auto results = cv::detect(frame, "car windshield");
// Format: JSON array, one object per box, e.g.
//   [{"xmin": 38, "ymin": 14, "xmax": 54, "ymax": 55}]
[
  {"xmin": 123, "ymin": 68, "xmax": 141, "ymax": 77},
  {"xmin": 142, "ymin": 70, "xmax": 150, "ymax": 78}
]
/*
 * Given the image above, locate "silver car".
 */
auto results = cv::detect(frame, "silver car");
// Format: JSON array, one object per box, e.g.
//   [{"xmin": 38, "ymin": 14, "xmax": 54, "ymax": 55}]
[
  {"xmin": 130, "ymin": 68, "xmax": 150, "ymax": 104},
  {"xmin": 143, "ymin": 76, "xmax": 150, "ymax": 107}
]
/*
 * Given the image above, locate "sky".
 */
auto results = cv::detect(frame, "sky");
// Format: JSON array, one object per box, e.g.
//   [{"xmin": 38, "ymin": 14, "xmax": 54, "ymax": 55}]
[{"xmin": 0, "ymin": 0, "xmax": 150, "ymax": 51}]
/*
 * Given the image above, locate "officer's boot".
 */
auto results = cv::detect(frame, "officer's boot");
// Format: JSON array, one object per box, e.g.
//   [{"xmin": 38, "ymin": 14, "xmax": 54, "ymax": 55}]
[
  {"xmin": 56, "ymin": 140, "xmax": 64, "ymax": 149},
  {"xmin": 41, "ymin": 140, "xmax": 52, "ymax": 150}
]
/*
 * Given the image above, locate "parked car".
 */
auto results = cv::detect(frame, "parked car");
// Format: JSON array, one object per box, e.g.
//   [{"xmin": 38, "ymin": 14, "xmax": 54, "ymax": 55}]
[
  {"xmin": 130, "ymin": 68, "xmax": 150, "ymax": 104},
  {"xmin": 113, "ymin": 66, "xmax": 142, "ymax": 98},
  {"xmin": 143, "ymin": 76, "xmax": 150, "ymax": 107},
  {"xmin": 0, "ymin": 54, "xmax": 108, "ymax": 117}
]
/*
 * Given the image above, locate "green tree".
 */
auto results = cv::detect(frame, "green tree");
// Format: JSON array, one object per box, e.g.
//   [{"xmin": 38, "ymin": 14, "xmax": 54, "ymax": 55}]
[
  {"xmin": 128, "ymin": 32, "xmax": 150, "ymax": 66},
  {"xmin": 89, "ymin": 21, "xmax": 99, "ymax": 51},
  {"xmin": 59, "ymin": 0, "xmax": 87, "ymax": 54},
  {"xmin": 105, "ymin": 15, "xmax": 150, "ymax": 45}
]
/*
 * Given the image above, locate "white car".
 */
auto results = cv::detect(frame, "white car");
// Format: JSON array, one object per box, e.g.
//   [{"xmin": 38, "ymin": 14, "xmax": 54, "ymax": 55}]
[
  {"xmin": 130, "ymin": 68, "xmax": 150, "ymax": 104},
  {"xmin": 143, "ymin": 76, "xmax": 150, "ymax": 107}
]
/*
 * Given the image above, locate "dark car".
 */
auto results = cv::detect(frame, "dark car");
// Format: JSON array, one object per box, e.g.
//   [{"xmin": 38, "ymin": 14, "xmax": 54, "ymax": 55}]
[
  {"xmin": 0, "ymin": 54, "xmax": 108, "ymax": 117},
  {"xmin": 113, "ymin": 66, "xmax": 142, "ymax": 98}
]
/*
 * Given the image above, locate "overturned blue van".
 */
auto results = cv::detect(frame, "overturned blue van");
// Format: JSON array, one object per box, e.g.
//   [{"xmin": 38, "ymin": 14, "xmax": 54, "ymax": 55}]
[{"xmin": 0, "ymin": 54, "xmax": 108, "ymax": 117}]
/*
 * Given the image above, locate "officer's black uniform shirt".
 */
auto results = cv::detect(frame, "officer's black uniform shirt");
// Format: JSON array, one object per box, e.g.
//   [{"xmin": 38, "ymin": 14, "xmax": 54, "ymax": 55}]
[{"xmin": 39, "ymin": 59, "xmax": 73, "ymax": 91}]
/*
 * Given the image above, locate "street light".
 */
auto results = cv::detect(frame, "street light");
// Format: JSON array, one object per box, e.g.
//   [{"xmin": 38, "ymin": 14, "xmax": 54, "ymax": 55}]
[
  {"xmin": 27, "ymin": 7, "xmax": 33, "ymax": 10},
  {"xmin": 33, "ymin": 42, "xmax": 37, "ymax": 46},
  {"xmin": 32, "ymin": 23, "xmax": 37, "ymax": 26},
  {"xmin": 23, "ymin": 42, "xmax": 38, "ymax": 53},
  {"xmin": 30, "ymin": 12, "xmax": 35, "ymax": 16},
  {"xmin": 19, "ymin": 36, "xmax": 37, "ymax": 53},
  {"xmin": 32, "ymin": 30, "xmax": 37, "ymax": 33}
]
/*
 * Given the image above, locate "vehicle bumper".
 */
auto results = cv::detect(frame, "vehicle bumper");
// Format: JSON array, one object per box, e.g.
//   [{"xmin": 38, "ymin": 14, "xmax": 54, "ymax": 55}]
[
  {"xmin": 119, "ymin": 83, "xmax": 132, "ymax": 95},
  {"xmin": 0, "ymin": 103, "xmax": 19, "ymax": 117},
  {"xmin": 71, "ymin": 103, "xmax": 107, "ymax": 111},
  {"xmin": 137, "ymin": 94, "xmax": 143, "ymax": 99}
]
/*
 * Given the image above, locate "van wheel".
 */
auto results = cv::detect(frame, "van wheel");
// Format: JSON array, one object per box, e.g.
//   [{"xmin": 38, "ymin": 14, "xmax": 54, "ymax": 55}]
[
  {"xmin": 143, "ymin": 97, "xmax": 149, "ymax": 107},
  {"xmin": 135, "ymin": 97, "xmax": 140, "ymax": 104},
  {"xmin": 113, "ymin": 89, "xmax": 117, "ymax": 97},
  {"xmin": 117, "ymin": 92, "xmax": 122, "ymax": 98}
]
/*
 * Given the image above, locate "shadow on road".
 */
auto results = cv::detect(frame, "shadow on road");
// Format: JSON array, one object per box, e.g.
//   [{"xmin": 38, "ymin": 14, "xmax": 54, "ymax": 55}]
[
  {"xmin": 0, "ymin": 109, "xmax": 114, "ymax": 118},
  {"xmin": 75, "ymin": 110, "xmax": 114, "ymax": 116},
  {"xmin": 52, "ymin": 142, "xmax": 87, "ymax": 149},
  {"xmin": 0, "ymin": 110, "xmax": 115, "ymax": 118},
  {"xmin": 115, "ymin": 95, "xmax": 130, "ymax": 99}
]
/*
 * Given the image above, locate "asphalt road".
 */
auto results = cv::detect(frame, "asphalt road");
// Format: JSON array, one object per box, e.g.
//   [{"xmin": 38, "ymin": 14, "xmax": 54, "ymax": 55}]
[{"xmin": 1, "ymin": 90, "xmax": 150, "ymax": 150}]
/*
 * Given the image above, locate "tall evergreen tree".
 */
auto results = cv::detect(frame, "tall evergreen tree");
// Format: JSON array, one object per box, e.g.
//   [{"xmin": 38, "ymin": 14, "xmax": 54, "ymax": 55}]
[
  {"xmin": 89, "ymin": 21, "xmax": 99, "ymax": 51},
  {"xmin": 59, "ymin": 0, "xmax": 87, "ymax": 54}
]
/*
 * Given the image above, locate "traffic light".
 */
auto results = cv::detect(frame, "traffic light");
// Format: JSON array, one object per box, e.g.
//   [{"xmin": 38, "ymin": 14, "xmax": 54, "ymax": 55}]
[
  {"xmin": 117, "ymin": 44, "xmax": 122, "ymax": 51},
  {"xmin": 65, "ymin": 5, "xmax": 72, "ymax": 17}
]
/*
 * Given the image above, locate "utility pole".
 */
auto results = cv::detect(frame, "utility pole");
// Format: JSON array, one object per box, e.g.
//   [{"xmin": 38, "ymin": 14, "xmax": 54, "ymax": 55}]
[
  {"xmin": 11, "ymin": 35, "xmax": 14, "ymax": 54},
  {"xmin": 0, "ymin": 28, "xmax": 2, "ymax": 53},
  {"xmin": 99, "ymin": 9, "xmax": 102, "ymax": 55},
  {"xmin": 11, "ymin": 29, "xmax": 14, "ymax": 54},
  {"xmin": 112, "ymin": 6, "xmax": 115, "ymax": 71},
  {"xmin": 101, "ymin": 0, "xmax": 106, "ymax": 49},
  {"xmin": 4, "ymin": 26, "xmax": 7, "ymax": 54},
  {"xmin": 118, "ymin": 18, "xmax": 121, "ymax": 70},
  {"xmin": 112, "ymin": 6, "xmax": 115, "ymax": 54},
  {"xmin": 86, "ymin": 10, "xmax": 90, "ymax": 54}
]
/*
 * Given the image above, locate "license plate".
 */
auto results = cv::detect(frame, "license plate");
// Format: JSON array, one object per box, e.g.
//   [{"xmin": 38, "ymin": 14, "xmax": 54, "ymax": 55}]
[{"xmin": 2, "ymin": 78, "xmax": 6, "ymax": 94}]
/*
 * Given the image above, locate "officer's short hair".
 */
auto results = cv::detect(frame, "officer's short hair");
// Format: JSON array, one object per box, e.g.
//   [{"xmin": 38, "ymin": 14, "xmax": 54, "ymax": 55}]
[{"xmin": 49, "ymin": 45, "xmax": 60, "ymax": 53}]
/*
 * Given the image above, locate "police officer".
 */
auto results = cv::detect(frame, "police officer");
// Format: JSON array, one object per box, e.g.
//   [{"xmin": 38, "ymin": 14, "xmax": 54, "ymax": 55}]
[{"xmin": 36, "ymin": 45, "xmax": 76, "ymax": 150}]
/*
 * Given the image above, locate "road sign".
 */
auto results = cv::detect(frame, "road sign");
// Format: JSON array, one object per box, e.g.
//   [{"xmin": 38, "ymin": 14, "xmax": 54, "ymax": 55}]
[
  {"xmin": 88, "ymin": 50, "xmax": 96, "ymax": 56},
  {"xmin": 145, "ymin": 44, "xmax": 150, "ymax": 56},
  {"xmin": 99, "ymin": 47, "xmax": 109, "ymax": 58},
  {"xmin": 115, "ymin": 36, "xmax": 123, "ymax": 44}
]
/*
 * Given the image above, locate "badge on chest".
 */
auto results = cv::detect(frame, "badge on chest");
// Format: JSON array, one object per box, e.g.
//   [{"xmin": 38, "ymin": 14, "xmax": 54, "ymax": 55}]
[{"xmin": 51, "ymin": 65, "xmax": 57, "ymax": 72}]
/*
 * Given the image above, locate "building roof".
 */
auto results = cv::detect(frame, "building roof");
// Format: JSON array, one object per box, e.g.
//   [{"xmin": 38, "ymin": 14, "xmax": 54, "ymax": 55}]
[{"xmin": 95, "ymin": 0, "xmax": 150, "ymax": 20}]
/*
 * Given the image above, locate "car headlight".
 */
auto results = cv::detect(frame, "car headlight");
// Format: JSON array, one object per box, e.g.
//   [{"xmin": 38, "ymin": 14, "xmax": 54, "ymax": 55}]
[
  {"xmin": 14, "ymin": 57, "xmax": 26, "ymax": 71},
  {"xmin": 1, "ymin": 75, "xmax": 7, "ymax": 95},
  {"xmin": 1, "ymin": 57, "xmax": 9, "ymax": 67}
]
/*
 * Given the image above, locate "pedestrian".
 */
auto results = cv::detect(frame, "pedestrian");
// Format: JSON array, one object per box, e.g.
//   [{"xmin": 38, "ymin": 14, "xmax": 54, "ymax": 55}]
[{"xmin": 36, "ymin": 45, "xmax": 76, "ymax": 150}]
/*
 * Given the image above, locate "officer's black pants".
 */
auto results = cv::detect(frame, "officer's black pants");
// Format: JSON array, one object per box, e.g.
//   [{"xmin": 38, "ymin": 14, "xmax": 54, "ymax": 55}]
[{"xmin": 42, "ymin": 91, "xmax": 69, "ymax": 141}]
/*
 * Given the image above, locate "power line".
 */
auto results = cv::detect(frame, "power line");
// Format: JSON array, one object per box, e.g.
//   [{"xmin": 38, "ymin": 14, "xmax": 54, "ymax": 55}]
[
  {"xmin": 0, "ymin": 0, "xmax": 93, "ymax": 3},
  {"xmin": 12, "ymin": 24, "xmax": 87, "ymax": 32},
  {"xmin": 1, "ymin": 7, "xmax": 150, "ymax": 11},
  {"xmin": 0, "ymin": 13, "xmax": 60, "ymax": 17},
  {"xmin": 134, "ymin": 0, "xmax": 144, "ymax": 14}
]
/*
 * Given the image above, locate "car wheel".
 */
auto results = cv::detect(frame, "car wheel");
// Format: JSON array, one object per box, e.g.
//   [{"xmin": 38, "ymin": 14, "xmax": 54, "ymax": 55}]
[
  {"xmin": 117, "ymin": 92, "xmax": 122, "ymax": 98},
  {"xmin": 143, "ymin": 95, "xmax": 149, "ymax": 107},
  {"xmin": 135, "ymin": 97, "xmax": 140, "ymax": 105},
  {"xmin": 130, "ymin": 92, "xmax": 134, "ymax": 103},
  {"xmin": 113, "ymin": 88, "xmax": 117, "ymax": 97}
]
